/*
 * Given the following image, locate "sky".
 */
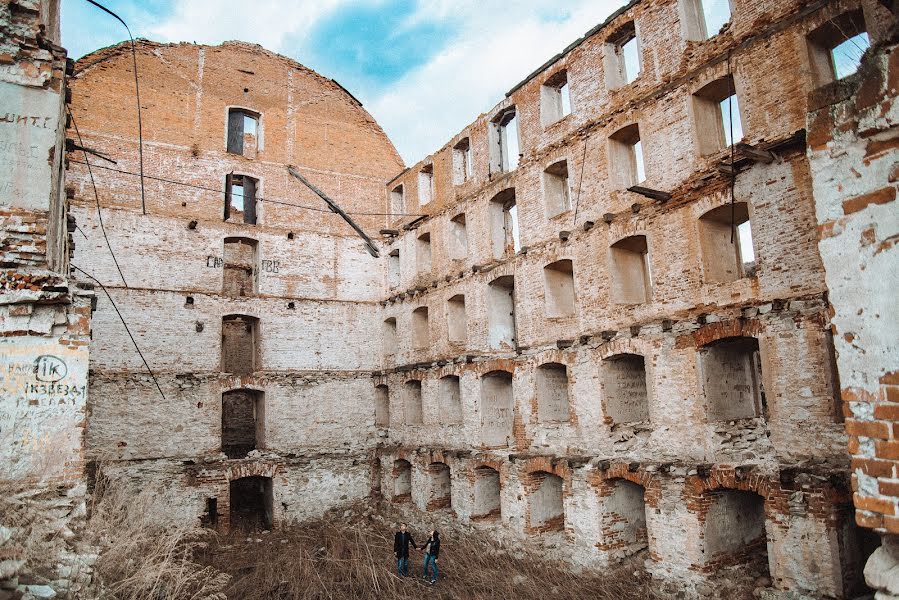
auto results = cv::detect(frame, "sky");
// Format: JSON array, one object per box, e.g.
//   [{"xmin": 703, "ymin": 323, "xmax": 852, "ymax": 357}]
[{"xmin": 60, "ymin": 0, "xmax": 630, "ymax": 166}]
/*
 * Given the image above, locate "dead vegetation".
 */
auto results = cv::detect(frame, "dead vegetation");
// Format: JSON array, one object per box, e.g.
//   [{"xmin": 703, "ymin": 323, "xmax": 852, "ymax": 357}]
[
  {"xmin": 85, "ymin": 477, "xmax": 230, "ymax": 600},
  {"xmin": 196, "ymin": 504, "xmax": 659, "ymax": 600},
  {"xmin": 81, "ymin": 483, "xmax": 658, "ymax": 600}
]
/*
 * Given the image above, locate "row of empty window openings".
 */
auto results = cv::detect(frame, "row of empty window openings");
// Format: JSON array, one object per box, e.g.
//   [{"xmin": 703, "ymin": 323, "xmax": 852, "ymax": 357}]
[
  {"xmin": 395, "ymin": 80, "xmax": 735, "ymax": 213},
  {"xmin": 389, "ymin": 9, "xmax": 870, "ymax": 212},
  {"xmin": 399, "ymin": 205, "xmax": 753, "ymax": 289},
  {"xmin": 392, "ymin": 457, "xmax": 774, "ymax": 570},
  {"xmin": 376, "ymin": 336, "xmax": 767, "ymax": 432},
  {"xmin": 389, "ymin": 211, "xmax": 753, "ymax": 344}
]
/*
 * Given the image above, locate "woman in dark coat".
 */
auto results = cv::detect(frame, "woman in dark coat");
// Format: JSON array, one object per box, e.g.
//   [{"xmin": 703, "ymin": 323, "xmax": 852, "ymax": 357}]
[{"xmin": 422, "ymin": 530, "xmax": 440, "ymax": 584}]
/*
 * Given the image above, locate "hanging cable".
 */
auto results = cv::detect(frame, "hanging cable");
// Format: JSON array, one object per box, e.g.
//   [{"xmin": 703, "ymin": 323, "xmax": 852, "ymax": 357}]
[
  {"xmin": 571, "ymin": 133, "xmax": 590, "ymax": 229},
  {"xmin": 68, "ymin": 108, "xmax": 129, "ymax": 287},
  {"xmin": 67, "ymin": 159, "xmax": 427, "ymax": 218},
  {"xmin": 82, "ymin": 0, "xmax": 146, "ymax": 215},
  {"xmin": 72, "ymin": 264, "xmax": 166, "ymax": 401}
]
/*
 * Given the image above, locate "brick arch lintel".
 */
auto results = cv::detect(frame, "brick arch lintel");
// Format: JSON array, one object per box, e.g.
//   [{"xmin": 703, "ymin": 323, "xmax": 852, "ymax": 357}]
[
  {"xmin": 520, "ymin": 456, "xmax": 571, "ymax": 481},
  {"xmin": 598, "ymin": 337, "xmax": 653, "ymax": 361},
  {"xmin": 225, "ymin": 461, "xmax": 280, "ymax": 482},
  {"xmin": 682, "ymin": 466, "xmax": 773, "ymax": 503},
  {"xmin": 676, "ymin": 318, "xmax": 764, "ymax": 350}
]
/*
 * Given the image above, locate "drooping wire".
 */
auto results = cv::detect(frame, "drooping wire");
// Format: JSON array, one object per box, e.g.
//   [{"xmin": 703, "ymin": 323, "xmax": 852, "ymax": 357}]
[
  {"xmin": 68, "ymin": 108, "xmax": 129, "ymax": 287},
  {"xmin": 81, "ymin": 0, "xmax": 146, "ymax": 215},
  {"xmin": 71, "ymin": 264, "xmax": 166, "ymax": 402},
  {"xmin": 571, "ymin": 133, "xmax": 590, "ymax": 229},
  {"xmin": 67, "ymin": 159, "xmax": 428, "ymax": 218}
]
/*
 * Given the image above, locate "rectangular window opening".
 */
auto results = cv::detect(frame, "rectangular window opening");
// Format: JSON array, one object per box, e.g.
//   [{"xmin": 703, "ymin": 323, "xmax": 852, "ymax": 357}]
[
  {"xmin": 221, "ymin": 389, "xmax": 264, "ymax": 459},
  {"xmin": 693, "ymin": 75, "xmax": 743, "ymax": 155},
  {"xmin": 223, "ymin": 237, "xmax": 258, "ymax": 297},
  {"xmin": 543, "ymin": 160, "xmax": 571, "ymax": 217},
  {"xmin": 543, "ymin": 259, "xmax": 576, "ymax": 317},
  {"xmin": 375, "ymin": 385, "xmax": 390, "ymax": 427},
  {"xmin": 807, "ymin": 10, "xmax": 869, "ymax": 87},
  {"xmin": 404, "ymin": 380, "xmax": 423, "ymax": 425},
  {"xmin": 541, "ymin": 71, "xmax": 572, "ymax": 126},
  {"xmin": 227, "ymin": 108, "xmax": 260, "ymax": 159},
  {"xmin": 221, "ymin": 315, "xmax": 259, "ymax": 375},
  {"xmin": 609, "ymin": 124, "xmax": 645, "ymax": 188},
  {"xmin": 225, "ymin": 174, "xmax": 258, "ymax": 225},
  {"xmin": 489, "ymin": 190, "xmax": 520, "ymax": 258},
  {"xmin": 450, "ymin": 213, "xmax": 468, "ymax": 259},
  {"xmin": 412, "ymin": 307, "xmax": 429, "ymax": 350},
  {"xmin": 447, "ymin": 294, "xmax": 467, "ymax": 344},
  {"xmin": 388, "ymin": 249, "xmax": 400, "ymax": 288},
  {"xmin": 487, "ymin": 276, "xmax": 516, "ymax": 350},
  {"xmin": 605, "ymin": 23, "xmax": 641, "ymax": 89},
  {"xmin": 700, "ymin": 337, "xmax": 766, "ymax": 421},
  {"xmin": 391, "ymin": 185, "xmax": 405, "ymax": 216},
  {"xmin": 610, "ymin": 235, "xmax": 652, "ymax": 304},
  {"xmin": 417, "ymin": 232, "xmax": 432, "ymax": 274},
  {"xmin": 418, "ymin": 164, "xmax": 434, "ymax": 206},
  {"xmin": 439, "ymin": 376, "xmax": 463, "ymax": 424},
  {"xmin": 536, "ymin": 363, "xmax": 570, "ymax": 423},
  {"xmin": 383, "ymin": 317, "xmax": 397, "ymax": 357},
  {"xmin": 698, "ymin": 203, "xmax": 754, "ymax": 283},
  {"xmin": 453, "ymin": 138, "xmax": 472, "ymax": 184},
  {"xmin": 491, "ymin": 109, "xmax": 520, "ymax": 173}
]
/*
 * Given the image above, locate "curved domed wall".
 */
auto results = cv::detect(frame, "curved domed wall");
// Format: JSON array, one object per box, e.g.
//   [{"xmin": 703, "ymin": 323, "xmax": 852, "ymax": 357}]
[{"xmin": 68, "ymin": 40, "xmax": 405, "ymax": 527}]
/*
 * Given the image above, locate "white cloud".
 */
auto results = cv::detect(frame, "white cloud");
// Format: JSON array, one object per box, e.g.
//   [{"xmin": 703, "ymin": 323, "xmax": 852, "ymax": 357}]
[
  {"xmin": 148, "ymin": 0, "xmax": 627, "ymax": 166},
  {"xmin": 149, "ymin": 0, "xmax": 352, "ymax": 49},
  {"xmin": 368, "ymin": 1, "xmax": 628, "ymax": 164}
]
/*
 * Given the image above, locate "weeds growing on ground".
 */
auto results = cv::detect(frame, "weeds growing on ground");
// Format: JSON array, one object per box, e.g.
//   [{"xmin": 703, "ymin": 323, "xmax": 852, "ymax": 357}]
[
  {"xmin": 197, "ymin": 506, "xmax": 658, "ymax": 600},
  {"xmin": 86, "ymin": 477, "xmax": 230, "ymax": 600},
  {"xmin": 84, "ymin": 483, "xmax": 657, "ymax": 600}
]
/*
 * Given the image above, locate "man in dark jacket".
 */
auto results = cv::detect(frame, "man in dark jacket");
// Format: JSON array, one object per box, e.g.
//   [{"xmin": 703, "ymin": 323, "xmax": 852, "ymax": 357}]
[{"xmin": 393, "ymin": 522, "xmax": 417, "ymax": 576}]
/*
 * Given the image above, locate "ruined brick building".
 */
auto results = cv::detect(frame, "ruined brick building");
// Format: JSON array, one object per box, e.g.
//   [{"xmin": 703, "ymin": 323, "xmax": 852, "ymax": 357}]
[
  {"xmin": 2, "ymin": 0, "xmax": 897, "ymax": 597},
  {"xmin": 0, "ymin": 0, "xmax": 92, "ymax": 487}
]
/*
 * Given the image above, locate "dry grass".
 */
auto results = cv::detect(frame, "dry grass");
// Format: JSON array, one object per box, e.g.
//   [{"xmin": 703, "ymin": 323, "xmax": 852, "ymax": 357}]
[
  {"xmin": 86, "ymin": 477, "xmax": 230, "ymax": 600},
  {"xmin": 84, "ymin": 483, "xmax": 659, "ymax": 600},
  {"xmin": 197, "ymin": 505, "xmax": 659, "ymax": 600}
]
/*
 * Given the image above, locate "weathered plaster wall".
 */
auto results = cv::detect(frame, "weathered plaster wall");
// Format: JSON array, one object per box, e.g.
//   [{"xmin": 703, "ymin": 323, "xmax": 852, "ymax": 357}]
[
  {"xmin": 374, "ymin": 0, "xmax": 895, "ymax": 597},
  {"xmin": 66, "ymin": 40, "xmax": 404, "ymax": 536},
  {"xmin": 807, "ymin": 27, "xmax": 899, "ymax": 598},
  {"xmin": 52, "ymin": 0, "xmax": 898, "ymax": 598}
]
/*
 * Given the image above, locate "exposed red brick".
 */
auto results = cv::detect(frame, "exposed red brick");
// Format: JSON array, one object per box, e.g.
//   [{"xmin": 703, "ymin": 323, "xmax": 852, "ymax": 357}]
[
  {"xmin": 845, "ymin": 419, "xmax": 891, "ymax": 439},
  {"xmin": 854, "ymin": 493, "xmax": 897, "ymax": 515},
  {"xmin": 842, "ymin": 186, "xmax": 896, "ymax": 215}
]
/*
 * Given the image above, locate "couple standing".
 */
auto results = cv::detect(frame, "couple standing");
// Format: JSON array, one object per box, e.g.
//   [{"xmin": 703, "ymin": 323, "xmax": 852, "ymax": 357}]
[{"xmin": 393, "ymin": 522, "xmax": 441, "ymax": 584}]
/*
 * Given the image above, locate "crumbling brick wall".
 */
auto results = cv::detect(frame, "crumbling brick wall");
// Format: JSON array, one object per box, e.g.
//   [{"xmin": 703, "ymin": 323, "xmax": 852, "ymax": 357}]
[
  {"xmin": 66, "ymin": 40, "xmax": 404, "ymax": 530},
  {"xmin": 46, "ymin": 0, "xmax": 898, "ymax": 597},
  {"xmin": 806, "ymin": 21, "xmax": 899, "ymax": 594},
  {"xmin": 0, "ymin": 0, "xmax": 90, "ymax": 487},
  {"xmin": 376, "ymin": 0, "xmax": 895, "ymax": 597},
  {"xmin": 0, "ymin": 1, "xmax": 98, "ymax": 594}
]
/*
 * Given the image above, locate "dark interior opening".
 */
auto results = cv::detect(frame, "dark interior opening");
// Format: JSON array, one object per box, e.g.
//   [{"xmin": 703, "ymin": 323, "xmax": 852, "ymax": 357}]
[{"xmin": 229, "ymin": 476, "xmax": 273, "ymax": 532}]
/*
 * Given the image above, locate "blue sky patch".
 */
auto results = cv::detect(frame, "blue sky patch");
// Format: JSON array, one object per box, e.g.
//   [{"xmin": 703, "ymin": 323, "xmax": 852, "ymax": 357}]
[{"xmin": 295, "ymin": 0, "xmax": 453, "ymax": 93}]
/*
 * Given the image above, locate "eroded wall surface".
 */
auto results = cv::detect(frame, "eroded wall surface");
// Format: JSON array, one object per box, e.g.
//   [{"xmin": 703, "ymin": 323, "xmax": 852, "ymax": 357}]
[
  {"xmin": 59, "ymin": 0, "xmax": 898, "ymax": 598},
  {"xmin": 807, "ymin": 30, "xmax": 899, "ymax": 596},
  {"xmin": 67, "ymin": 40, "xmax": 404, "ymax": 529},
  {"xmin": 0, "ymin": 1, "xmax": 98, "ymax": 595},
  {"xmin": 376, "ymin": 0, "xmax": 894, "ymax": 597},
  {"xmin": 0, "ymin": 0, "xmax": 91, "ymax": 487}
]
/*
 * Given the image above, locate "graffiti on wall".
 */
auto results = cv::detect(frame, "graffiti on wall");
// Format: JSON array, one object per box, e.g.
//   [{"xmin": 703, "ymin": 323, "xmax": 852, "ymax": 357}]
[
  {"xmin": 0, "ymin": 338, "xmax": 88, "ymax": 480},
  {"xmin": 0, "ymin": 82, "xmax": 61, "ymax": 210}
]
